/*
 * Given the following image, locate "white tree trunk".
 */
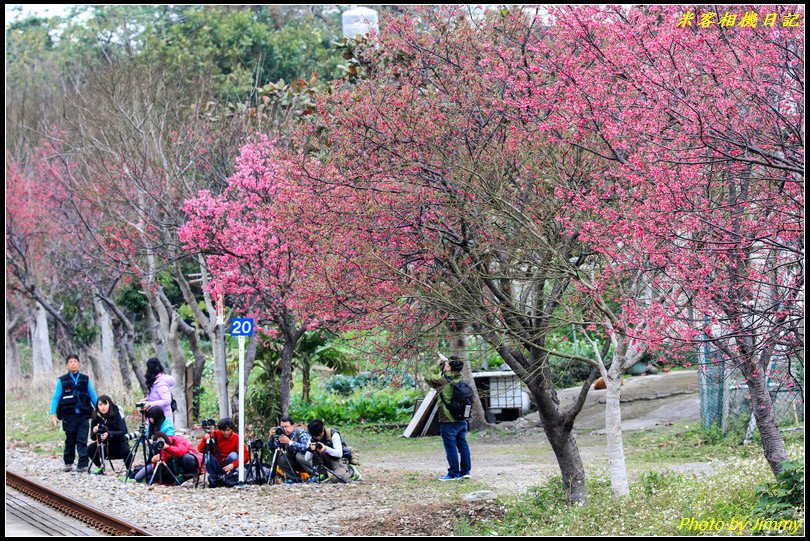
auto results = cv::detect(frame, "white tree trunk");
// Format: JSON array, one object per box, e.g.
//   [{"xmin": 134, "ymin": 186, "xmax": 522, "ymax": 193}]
[
  {"xmin": 31, "ymin": 302, "xmax": 55, "ymax": 384},
  {"xmin": 93, "ymin": 294, "xmax": 122, "ymax": 391},
  {"xmin": 5, "ymin": 304, "xmax": 23, "ymax": 386},
  {"xmin": 586, "ymin": 325, "xmax": 646, "ymax": 499},
  {"xmin": 214, "ymin": 322, "xmax": 229, "ymax": 417},
  {"xmin": 604, "ymin": 361, "xmax": 630, "ymax": 497}
]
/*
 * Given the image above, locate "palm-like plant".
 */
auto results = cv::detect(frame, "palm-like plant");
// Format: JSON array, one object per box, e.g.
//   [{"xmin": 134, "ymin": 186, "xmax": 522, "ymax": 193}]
[{"xmin": 252, "ymin": 329, "xmax": 358, "ymax": 403}]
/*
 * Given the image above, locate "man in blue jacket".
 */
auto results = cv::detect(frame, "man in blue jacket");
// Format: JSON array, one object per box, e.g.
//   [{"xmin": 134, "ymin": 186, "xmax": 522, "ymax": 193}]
[{"xmin": 50, "ymin": 354, "xmax": 98, "ymax": 472}]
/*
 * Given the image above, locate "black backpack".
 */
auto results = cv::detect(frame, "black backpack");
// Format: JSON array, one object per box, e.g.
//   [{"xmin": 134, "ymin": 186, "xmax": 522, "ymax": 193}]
[{"xmin": 444, "ymin": 380, "xmax": 474, "ymax": 420}]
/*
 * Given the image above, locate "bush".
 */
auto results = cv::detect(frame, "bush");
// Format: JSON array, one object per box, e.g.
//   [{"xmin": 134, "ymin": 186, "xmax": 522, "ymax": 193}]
[
  {"xmin": 290, "ymin": 387, "xmax": 420, "ymax": 426},
  {"xmin": 325, "ymin": 371, "xmax": 416, "ymax": 396},
  {"xmin": 753, "ymin": 460, "xmax": 804, "ymax": 520}
]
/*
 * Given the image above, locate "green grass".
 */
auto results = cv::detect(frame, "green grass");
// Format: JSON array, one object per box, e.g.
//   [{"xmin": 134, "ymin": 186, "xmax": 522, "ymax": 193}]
[
  {"xmin": 623, "ymin": 422, "xmax": 805, "ymax": 465},
  {"xmin": 460, "ymin": 438, "xmax": 805, "ymax": 536}
]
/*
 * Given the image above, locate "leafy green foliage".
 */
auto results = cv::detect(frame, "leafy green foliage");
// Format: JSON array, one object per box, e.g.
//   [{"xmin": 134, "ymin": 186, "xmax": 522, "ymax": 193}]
[
  {"xmin": 245, "ymin": 354, "xmax": 282, "ymax": 435},
  {"xmin": 325, "ymin": 371, "xmax": 417, "ymax": 396},
  {"xmin": 753, "ymin": 461, "xmax": 804, "ymax": 520},
  {"xmin": 290, "ymin": 387, "xmax": 420, "ymax": 426}
]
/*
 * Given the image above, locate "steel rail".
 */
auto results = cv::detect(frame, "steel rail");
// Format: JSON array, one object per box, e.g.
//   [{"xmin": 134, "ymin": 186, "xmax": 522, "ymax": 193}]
[{"xmin": 6, "ymin": 469, "xmax": 153, "ymax": 536}]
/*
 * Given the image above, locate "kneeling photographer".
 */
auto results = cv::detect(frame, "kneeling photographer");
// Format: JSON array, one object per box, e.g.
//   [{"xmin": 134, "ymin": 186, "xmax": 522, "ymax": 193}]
[
  {"xmin": 304, "ymin": 419, "xmax": 360, "ymax": 483},
  {"xmin": 133, "ymin": 431, "xmax": 201, "ymax": 484},
  {"xmin": 267, "ymin": 416, "xmax": 311, "ymax": 481},
  {"xmin": 87, "ymin": 395, "xmax": 132, "ymax": 474},
  {"xmin": 196, "ymin": 417, "xmax": 249, "ymax": 487}
]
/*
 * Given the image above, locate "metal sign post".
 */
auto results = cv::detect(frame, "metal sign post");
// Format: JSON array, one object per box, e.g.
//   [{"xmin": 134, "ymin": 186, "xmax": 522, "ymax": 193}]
[{"xmin": 229, "ymin": 317, "xmax": 254, "ymax": 485}]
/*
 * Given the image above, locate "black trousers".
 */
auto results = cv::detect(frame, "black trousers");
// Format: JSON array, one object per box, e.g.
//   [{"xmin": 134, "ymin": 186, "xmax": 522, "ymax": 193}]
[
  {"xmin": 87, "ymin": 439, "xmax": 133, "ymax": 469},
  {"xmin": 62, "ymin": 414, "xmax": 90, "ymax": 468}
]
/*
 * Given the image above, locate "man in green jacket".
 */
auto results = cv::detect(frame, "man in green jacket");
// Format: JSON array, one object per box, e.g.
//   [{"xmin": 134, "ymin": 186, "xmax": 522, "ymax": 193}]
[{"xmin": 424, "ymin": 356, "xmax": 471, "ymax": 481}]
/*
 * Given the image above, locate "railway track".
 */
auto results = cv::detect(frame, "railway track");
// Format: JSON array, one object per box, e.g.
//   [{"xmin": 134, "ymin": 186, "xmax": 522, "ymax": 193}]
[{"xmin": 5, "ymin": 470, "xmax": 153, "ymax": 536}]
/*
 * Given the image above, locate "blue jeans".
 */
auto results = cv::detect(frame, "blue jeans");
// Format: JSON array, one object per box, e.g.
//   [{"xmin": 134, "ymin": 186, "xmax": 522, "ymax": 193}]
[
  {"xmin": 206, "ymin": 451, "xmax": 238, "ymax": 485},
  {"xmin": 440, "ymin": 422, "xmax": 471, "ymax": 478}
]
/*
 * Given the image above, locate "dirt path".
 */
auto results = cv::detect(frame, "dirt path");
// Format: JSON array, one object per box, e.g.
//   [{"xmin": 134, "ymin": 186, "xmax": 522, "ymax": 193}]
[{"xmin": 5, "ymin": 371, "xmax": 705, "ymax": 535}]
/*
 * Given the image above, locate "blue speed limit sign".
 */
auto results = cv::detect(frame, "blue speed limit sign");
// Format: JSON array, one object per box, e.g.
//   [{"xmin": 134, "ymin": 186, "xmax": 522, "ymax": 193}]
[{"xmin": 229, "ymin": 318, "xmax": 255, "ymax": 337}]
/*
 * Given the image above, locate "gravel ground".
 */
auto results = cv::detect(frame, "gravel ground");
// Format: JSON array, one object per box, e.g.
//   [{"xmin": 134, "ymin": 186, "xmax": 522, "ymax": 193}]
[
  {"xmin": 5, "ymin": 444, "xmax": 505, "ymax": 536},
  {"xmin": 4, "ymin": 373, "xmax": 705, "ymax": 535}
]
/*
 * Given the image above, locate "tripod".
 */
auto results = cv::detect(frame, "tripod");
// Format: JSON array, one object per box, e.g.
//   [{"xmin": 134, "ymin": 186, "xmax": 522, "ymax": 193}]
[
  {"xmin": 87, "ymin": 436, "xmax": 117, "ymax": 475},
  {"xmin": 245, "ymin": 444, "xmax": 268, "ymax": 485},
  {"xmin": 123, "ymin": 412, "xmax": 150, "ymax": 483},
  {"xmin": 198, "ymin": 431, "xmax": 222, "ymax": 489},
  {"xmin": 310, "ymin": 453, "xmax": 349, "ymax": 484},
  {"xmin": 148, "ymin": 457, "xmax": 180, "ymax": 486},
  {"xmin": 267, "ymin": 442, "xmax": 304, "ymax": 485}
]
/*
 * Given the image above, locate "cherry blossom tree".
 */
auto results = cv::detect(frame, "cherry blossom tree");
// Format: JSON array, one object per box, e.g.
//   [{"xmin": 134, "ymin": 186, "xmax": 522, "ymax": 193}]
[
  {"xmin": 532, "ymin": 5, "xmax": 804, "ymax": 479},
  {"xmin": 253, "ymin": 7, "xmax": 608, "ymax": 503}
]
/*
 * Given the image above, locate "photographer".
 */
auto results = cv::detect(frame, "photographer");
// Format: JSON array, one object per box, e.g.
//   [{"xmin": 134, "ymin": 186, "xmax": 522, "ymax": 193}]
[
  {"xmin": 267, "ymin": 416, "xmax": 311, "ymax": 480},
  {"xmin": 87, "ymin": 396, "xmax": 133, "ymax": 473},
  {"xmin": 425, "ymin": 356, "xmax": 472, "ymax": 481},
  {"xmin": 196, "ymin": 417, "xmax": 249, "ymax": 487},
  {"xmin": 134, "ymin": 432, "xmax": 202, "ymax": 484},
  {"xmin": 304, "ymin": 419, "xmax": 360, "ymax": 483},
  {"xmin": 141, "ymin": 358, "xmax": 176, "ymax": 422},
  {"xmin": 49, "ymin": 354, "xmax": 98, "ymax": 472},
  {"xmin": 144, "ymin": 405, "xmax": 175, "ymax": 438}
]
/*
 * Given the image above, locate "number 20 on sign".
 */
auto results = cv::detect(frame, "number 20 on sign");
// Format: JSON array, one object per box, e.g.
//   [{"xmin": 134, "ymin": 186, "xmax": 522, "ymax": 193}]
[{"xmin": 229, "ymin": 318, "xmax": 254, "ymax": 337}]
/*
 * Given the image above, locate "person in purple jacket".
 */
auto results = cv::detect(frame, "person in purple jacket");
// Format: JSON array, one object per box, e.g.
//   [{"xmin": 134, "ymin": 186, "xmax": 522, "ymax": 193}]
[{"xmin": 141, "ymin": 358, "xmax": 176, "ymax": 422}]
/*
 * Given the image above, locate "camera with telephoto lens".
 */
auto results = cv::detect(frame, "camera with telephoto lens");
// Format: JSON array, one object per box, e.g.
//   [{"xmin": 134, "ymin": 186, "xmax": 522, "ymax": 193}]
[
  {"xmin": 136, "ymin": 401, "xmax": 147, "ymax": 411},
  {"xmin": 124, "ymin": 431, "xmax": 140, "ymax": 441},
  {"xmin": 96, "ymin": 423, "xmax": 108, "ymax": 435},
  {"xmin": 152, "ymin": 440, "xmax": 165, "ymax": 452},
  {"xmin": 272, "ymin": 426, "xmax": 284, "ymax": 437},
  {"xmin": 201, "ymin": 418, "xmax": 216, "ymax": 431},
  {"xmin": 250, "ymin": 438, "xmax": 264, "ymax": 451}
]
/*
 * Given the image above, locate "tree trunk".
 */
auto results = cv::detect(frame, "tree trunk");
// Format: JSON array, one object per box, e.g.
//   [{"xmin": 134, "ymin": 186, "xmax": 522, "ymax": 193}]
[
  {"xmin": 448, "ymin": 322, "xmax": 489, "ymax": 430},
  {"xmin": 230, "ymin": 333, "xmax": 258, "ymax": 419},
  {"xmin": 542, "ymin": 418, "xmax": 587, "ymax": 503},
  {"xmin": 93, "ymin": 294, "xmax": 121, "ymax": 390},
  {"xmin": 174, "ymin": 261, "xmax": 229, "ymax": 418},
  {"xmin": 604, "ymin": 362, "xmax": 629, "ymax": 497},
  {"xmin": 302, "ymin": 358, "xmax": 311, "ymax": 403},
  {"xmin": 166, "ymin": 316, "xmax": 189, "ymax": 430},
  {"xmin": 144, "ymin": 303, "xmax": 170, "ymax": 365},
  {"xmin": 213, "ymin": 322, "xmax": 229, "ymax": 417},
  {"xmin": 112, "ymin": 322, "xmax": 133, "ymax": 390},
  {"xmin": 5, "ymin": 306, "xmax": 23, "ymax": 387},
  {"xmin": 744, "ymin": 360, "xmax": 789, "ymax": 476},
  {"xmin": 31, "ymin": 302, "xmax": 55, "ymax": 384},
  {"xmin": 280, "ymin": 337, "xmax": 295, "ymax": 417}
]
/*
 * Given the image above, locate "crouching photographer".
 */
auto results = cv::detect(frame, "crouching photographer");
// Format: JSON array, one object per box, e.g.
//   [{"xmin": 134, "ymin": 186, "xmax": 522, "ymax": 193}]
[
  {"xmin": 197, "ymin": 417, "xmax": 250, "ymax": 488},
  {"xmin": 267, "ymin": 416, "xmax": 310, "ymax": 481},
  {"xmin": 304, "ymin": 419, "xmax": 361, "ymax": 483},
  {"xmin": 133, "ymin": 432, "xmax": 202, "ymax": 484},
  {"xmin": 87, "ymin": 396, "xmax": 133, "ymax": 474}
]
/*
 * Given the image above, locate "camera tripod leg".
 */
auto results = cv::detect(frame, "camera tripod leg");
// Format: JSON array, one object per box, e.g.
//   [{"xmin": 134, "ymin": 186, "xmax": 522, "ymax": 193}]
[{"xmin": 148, "ymin": 460, "xmax": 179, "ymax": 486}]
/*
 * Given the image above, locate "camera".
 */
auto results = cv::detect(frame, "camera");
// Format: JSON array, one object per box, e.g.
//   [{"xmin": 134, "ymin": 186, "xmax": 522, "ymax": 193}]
[
  {"xmin": 250, "ymin": 438, "xmax": 264, "ymax": 451},
  {"xmin": 96, "ymin": 424, "xmax": 108, "ymax": 435},
  {"xmin": 271, "ymin": 426, "xmax": 284, "ymax": 437},
  {"xmin": 124, "ymin": 431, "xmax": 140, "ymax": 441},
  {"xmin": 309, "ymin": 441, "xmax": 325, "ymax": 452},
  {"xmin": 152, "ymin": 440, "xmax": 165, "ymax": 452},
  {"xmin": 136, "ymin": 401, "xmax": 147, "ymax": 410},
  {"xmin": 201, "ymin": 418, "xmax": 216, "ymax": 431}
]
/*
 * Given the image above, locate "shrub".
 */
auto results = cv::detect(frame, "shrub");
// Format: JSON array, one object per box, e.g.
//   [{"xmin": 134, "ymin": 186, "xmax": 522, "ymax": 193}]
[
  {"xmin": 290, "ymin": 387, "xmax": 420, "ymax": 426},
  {"xmin": 753, "ymin": 460, "xmax": 804, "ymax": 520}
]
